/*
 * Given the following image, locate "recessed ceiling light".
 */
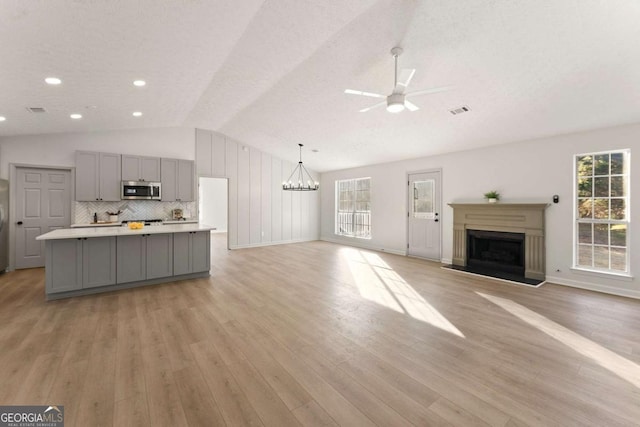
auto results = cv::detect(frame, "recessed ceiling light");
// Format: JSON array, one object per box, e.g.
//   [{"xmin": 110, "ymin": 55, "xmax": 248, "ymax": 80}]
[
  {"xmin": 70, "ymin": 113, "xmax": 82, "ymax": 119},
  {"xmin": 133, "ymin": 80, "xmax": 146, "ymax": 87},
  {"xmin": 45, "ymin": 77, "xmax": 62, "ymax": 85},
  {"xmin": 132, "ymin": 111, "xmax": 143, "ymax": 117},
  {"xmin": 0, "ymin": 116, "xmax": 6, "ymax": 122}
]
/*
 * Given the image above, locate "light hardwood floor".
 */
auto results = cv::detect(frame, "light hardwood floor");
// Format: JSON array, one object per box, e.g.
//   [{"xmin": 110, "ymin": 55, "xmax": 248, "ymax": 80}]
[{"xmin": 1, "ymin": 233, "xmax": 639, "ymax": 426}]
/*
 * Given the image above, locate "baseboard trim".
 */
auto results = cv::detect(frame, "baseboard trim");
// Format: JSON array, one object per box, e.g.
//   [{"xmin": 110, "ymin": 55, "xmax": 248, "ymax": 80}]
[
  {"xmin": 546, "ymin": 275, "xmax": 640, "ymax": 300},
  {"xmin": 320, "ymin": 236, "xmax": 406, "ymax": 256},
  {"xmin": 230, "ymin": 238, "xmax": 318, "ymax": 250}
]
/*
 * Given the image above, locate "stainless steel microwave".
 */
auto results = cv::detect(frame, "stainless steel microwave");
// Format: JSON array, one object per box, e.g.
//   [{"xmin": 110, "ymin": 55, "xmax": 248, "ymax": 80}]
[{"xmin": 121, "ymin": 181, "xmax": 161, "ymax": 200}]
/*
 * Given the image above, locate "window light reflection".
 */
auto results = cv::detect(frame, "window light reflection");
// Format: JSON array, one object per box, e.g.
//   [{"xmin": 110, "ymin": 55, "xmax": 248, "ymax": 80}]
[
  {"xmin": 477, "ymin": 292, "xmax": 640, "ymax": 389},
  {"xmin": 344, "ymin": 248, "xmax": 464, "ymax": 338}
]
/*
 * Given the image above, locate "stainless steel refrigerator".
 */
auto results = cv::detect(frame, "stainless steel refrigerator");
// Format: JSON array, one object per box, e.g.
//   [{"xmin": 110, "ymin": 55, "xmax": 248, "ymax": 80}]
[{"xmin": 0, "ymin": 179, "xmax": 8, "ymax": 272}]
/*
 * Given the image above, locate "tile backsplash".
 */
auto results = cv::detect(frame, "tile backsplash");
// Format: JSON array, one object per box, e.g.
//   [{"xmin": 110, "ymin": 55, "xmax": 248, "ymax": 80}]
[{"xmin": 74, "ymin": 200, "xmax": 197, "ymax": 224}]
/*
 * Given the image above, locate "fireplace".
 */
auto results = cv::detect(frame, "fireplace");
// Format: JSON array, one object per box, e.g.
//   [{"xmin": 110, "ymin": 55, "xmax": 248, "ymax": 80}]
[
  {"xmin": 448, "ymin": 202, "xmax": 549, "ymax": 282},
  {"xmin": 467, "ymin": 230, "xmax": 525, "ymax": 276}
]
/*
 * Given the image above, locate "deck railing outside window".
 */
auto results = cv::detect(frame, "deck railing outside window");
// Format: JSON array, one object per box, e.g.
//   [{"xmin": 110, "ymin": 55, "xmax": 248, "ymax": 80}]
[{"xmin": 336, "ymin": 178, "xmax": 371, "ymax": 239}]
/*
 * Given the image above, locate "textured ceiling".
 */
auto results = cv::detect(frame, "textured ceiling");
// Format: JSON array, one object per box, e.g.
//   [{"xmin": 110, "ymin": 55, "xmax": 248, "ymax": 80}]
[{"xmin": 1, "ymin": 0, "xmax": 640, "ymax": 172}]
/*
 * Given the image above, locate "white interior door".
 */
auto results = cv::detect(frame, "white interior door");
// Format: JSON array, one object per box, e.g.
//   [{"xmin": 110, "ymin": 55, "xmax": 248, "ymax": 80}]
[
  {"xmin": 15, "ymin": 167, "xmax": 72, "ymax": 269},
  {"xmin": 408, "ymin": 171, "xmax": 441, "ymax": 260}
]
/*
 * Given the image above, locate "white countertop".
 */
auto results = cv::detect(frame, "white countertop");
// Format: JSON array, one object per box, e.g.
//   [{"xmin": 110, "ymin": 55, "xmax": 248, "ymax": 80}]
[{"xmin": 37, "ymin": 223, "xmax": 216, "ymax": 240}]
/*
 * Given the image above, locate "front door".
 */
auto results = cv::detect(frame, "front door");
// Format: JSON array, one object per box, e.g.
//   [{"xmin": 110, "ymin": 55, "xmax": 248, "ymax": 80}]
[
  {"xmin": 408, "ymin": 170, "xmax": 441, "ymax": 260},
  {"xmin": 15, "ymin": 167, "xmax": 72, "ymax": 269}
]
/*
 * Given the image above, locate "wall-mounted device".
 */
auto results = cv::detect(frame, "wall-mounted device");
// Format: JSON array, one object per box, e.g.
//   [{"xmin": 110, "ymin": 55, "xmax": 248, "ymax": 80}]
[
  {"xmin": 121, "ymin": 181, "xmax": 161, "ymax": 200},
  {"xmin": 553, "ymin": 195, "xmax": 559, "ymax": 204}
]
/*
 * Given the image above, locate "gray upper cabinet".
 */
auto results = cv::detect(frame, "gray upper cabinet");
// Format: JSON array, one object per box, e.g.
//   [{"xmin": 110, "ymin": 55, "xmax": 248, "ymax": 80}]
[
  {"xmin": 116, "ymin": 233, "xmax": 173, "ymax": 284},
  {"xmin": 177, "ymin": 160, "xmax": 195, "ymax": 201},
  {"xmin": 161, "ymin": 158, "xmax": 194, "ymax": 202},
  {"xmin": 173, "ymin": 231, "xmax": 210, "ymax": 275},
  {"xmin": 122, "ymin": 155, "xmax": 161, "ymax": 182},
  {"xmin": 196, "ymin": 128, "xmax": 226, "ymax": 177},
  {"xmin": 161, "ymin": 158, "xmax": 177, "ymax": 201},
  {"xmin": 75, "ymin": 151, "xmax": 121, "ymax": 201}
]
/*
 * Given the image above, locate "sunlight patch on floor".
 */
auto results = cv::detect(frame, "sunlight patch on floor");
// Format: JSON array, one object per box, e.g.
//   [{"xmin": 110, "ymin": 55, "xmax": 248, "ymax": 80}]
[
  {"xmin": 344, "ymin": 248, "xmax": 464, "ymax": 337},
  {"xmin": 477, "ymin": 292, "xmax": 640, "ymax": 389}
]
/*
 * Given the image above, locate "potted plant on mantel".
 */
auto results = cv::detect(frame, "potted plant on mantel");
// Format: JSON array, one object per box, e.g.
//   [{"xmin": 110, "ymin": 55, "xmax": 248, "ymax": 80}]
[{"xmin": 484, "ymin": 190, "xmax": 500, "ymax": 204}]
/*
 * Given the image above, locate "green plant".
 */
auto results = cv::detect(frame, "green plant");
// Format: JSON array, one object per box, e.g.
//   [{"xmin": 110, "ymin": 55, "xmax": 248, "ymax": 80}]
[{"xmin": 484, "ymin": 190, "xmax": 500, "ymax": 200}]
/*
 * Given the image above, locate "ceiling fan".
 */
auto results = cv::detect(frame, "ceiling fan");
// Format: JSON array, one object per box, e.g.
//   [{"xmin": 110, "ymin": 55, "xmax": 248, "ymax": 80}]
[{"xmin": 345, "ymin": 47, "xmax": 451, "ymax": 113}]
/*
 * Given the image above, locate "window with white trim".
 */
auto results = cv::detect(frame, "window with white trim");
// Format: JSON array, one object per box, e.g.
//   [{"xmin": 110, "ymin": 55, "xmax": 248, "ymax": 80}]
[
  {"xmin": 575, "ymin": 150, "xmax": 630, "ymax": 273},
  {"xmin": 336, "ymin": 177, "xmax": 371, "ymax": 238}
]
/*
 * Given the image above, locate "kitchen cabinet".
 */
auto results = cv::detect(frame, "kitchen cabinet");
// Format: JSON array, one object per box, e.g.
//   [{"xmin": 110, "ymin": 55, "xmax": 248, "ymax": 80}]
[
  {"xmin": 45, "ymin": 236, "xmax": 116, "ymax": 293},
  {"xmin": 122, "ymin": 155, "xmax": 161, "ymax": 182},
  {"xmin": 38, "ymin": 224, "xmax": 214, "ymax": 299},
  {"xmin": 173, "ymin": 231, "xmax": 210, "ymax": 275},
  {"xmin": 75, "ymin": 151, "xmax": 121, "ymax": 201},
  {"xmin": 161, "ymin": 158, "xmax": 195, "ymax": 202},
  {"xmin": 116, "ymin": 233, "xmax": 173, "ymax": 283}
]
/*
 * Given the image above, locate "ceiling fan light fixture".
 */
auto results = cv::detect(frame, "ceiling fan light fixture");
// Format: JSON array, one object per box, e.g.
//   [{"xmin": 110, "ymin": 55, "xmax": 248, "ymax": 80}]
[{"xmin": 386, "ymin": 94, "xmax": 405, "ymax": 113}]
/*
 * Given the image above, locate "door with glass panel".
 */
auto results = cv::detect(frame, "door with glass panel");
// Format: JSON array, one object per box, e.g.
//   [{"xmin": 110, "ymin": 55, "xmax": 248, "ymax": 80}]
[{"xmin": 408, "ymin": 171, "xmax": 441, "ymax": 260}]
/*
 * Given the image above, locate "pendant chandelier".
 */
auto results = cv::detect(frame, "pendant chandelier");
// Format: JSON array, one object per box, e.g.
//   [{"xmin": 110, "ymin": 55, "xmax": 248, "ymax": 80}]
[{"xmin": 283, "ymin": 144, "xmax": 319, "ymax": 191}]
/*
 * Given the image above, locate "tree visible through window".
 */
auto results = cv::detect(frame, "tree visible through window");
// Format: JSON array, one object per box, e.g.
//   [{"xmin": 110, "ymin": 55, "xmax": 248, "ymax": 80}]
[
  {"xmin": 575, "ymin": 150, "xmax": 629, "ymax": 273},
  {"xmin": 336, "ymin": 178, "xmax": 371, "ymax": 238}
]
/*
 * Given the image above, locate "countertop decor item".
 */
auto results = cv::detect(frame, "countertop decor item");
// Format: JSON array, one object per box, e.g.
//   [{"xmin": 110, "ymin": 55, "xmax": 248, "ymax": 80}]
[
  {"xmin": 107, "ymin": 210, "xmax": 122, "ymax": 223},
  {"xmin": 282, "ymin": 144, "xmax": 319, "ymax": 191},
  {"xmin": 484, "ymin": 190, "xmax": 500, "ymax": 203}
]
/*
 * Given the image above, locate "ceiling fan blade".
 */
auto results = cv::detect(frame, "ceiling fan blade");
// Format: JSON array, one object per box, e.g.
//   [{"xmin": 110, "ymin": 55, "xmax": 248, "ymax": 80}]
[
  {"xmin": 393, "ymin": 68, "xmax": 416, "ymax": 94},
  {"xmin": 359, "ymin": 101, "xmax": 387, "ymax": 113},
  {"xmin": 344, "ymin": 89, "xmax": 385, "ymax": 99},
  {"xmin": 406, "ymin": 86, "xmax": 452, "ymax": 98},
  {"xmin": 405, "ymin": 100, "xmax": 419, "ymax": 111}
]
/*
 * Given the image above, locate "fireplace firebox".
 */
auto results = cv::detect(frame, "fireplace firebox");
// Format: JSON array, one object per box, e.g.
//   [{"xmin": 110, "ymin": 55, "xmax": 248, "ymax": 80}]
[{"xmin": 466, "ymin": 230, "xmax": 525, "ymax": 277}]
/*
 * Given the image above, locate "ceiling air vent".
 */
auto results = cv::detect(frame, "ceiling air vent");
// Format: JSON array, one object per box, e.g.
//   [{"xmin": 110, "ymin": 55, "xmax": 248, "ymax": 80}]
[
  {"xmin": 449, "ymin": 106, "xmax": 470, "ymax": 115},
  {"xmin": 26, "ymin": 107, "xmax": 47, "ymax": 113}
]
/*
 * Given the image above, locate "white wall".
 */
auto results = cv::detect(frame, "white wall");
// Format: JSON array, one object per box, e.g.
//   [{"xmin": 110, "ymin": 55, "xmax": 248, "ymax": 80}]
[
  {"xmin": 196, "ymin": 129, "xmax": 320, "ymax": 249},
  {"xmin": 320, "ymin": 123, "xmax": 640, "ymax": 299},
  {"xmin": 199, "ymin": 177, "xmax": 228, "ymax": 232},
  {"xmin": 0, "ymin": 127, "xmax": 195, "ymax": 179}
]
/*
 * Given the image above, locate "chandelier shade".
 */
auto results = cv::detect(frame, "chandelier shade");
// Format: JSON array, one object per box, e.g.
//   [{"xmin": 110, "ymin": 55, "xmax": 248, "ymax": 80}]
[{"xmin": 283, "ymin": 144, "xmax": 319, "ymax": 191}]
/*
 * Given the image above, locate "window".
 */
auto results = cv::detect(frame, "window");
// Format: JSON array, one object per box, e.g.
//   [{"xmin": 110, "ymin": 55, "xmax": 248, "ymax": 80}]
[
  {"xmin": 336, "ymin": 177, "xmax": 371, "ymax": 238},
  {"xmin": 575, "ymin": 150, "xmax": 629, "ymax": 273}
]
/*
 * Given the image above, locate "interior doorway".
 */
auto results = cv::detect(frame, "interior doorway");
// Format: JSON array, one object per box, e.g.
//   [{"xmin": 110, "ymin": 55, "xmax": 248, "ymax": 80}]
[
  {"xmin": 198, "ymin": 177, "xmax": 228, "ymax": 249},
  {"xmin": 14, "ymin": 166, "xmax": 72, "ymax": 269}
]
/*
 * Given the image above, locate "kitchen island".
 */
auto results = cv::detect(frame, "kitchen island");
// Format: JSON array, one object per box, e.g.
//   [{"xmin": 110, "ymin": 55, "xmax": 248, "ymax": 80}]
[{"xmin": 36, "ymin": 223, "xmax": 214, "ymax": 299}]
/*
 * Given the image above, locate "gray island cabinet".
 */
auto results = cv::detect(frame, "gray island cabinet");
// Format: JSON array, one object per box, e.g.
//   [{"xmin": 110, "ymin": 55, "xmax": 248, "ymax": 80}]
[{"xmin": 37, "ymin": 224, "xmax": 214, "ymax": 300}]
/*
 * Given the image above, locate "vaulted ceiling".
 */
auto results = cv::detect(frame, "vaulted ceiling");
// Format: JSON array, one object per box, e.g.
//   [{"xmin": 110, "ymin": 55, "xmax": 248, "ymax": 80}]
[{"xmin": 1, "ymin": 1, "xmax": 639, "ymax": 171}]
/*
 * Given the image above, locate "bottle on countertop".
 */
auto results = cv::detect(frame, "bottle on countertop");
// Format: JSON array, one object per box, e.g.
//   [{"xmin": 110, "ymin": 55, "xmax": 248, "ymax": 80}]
[{"xmin": 93, "ymin": 212, "xmax": 98, "ymax": 223}]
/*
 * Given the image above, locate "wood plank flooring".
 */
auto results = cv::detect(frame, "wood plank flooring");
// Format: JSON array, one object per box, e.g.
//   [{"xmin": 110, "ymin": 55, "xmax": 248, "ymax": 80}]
[{"xmin": 1, "ymin": 233, "xmax": 640, "ymax": 426}]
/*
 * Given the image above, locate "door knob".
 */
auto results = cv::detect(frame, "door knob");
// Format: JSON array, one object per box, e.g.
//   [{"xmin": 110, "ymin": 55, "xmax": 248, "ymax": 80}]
[
  {"xmin": 434, "ymin": 219, "xmax": 439, "ymax": 222},
  {"xmin": 16, "ymin": 221, "xmax": 23, "ymax": 225}
]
